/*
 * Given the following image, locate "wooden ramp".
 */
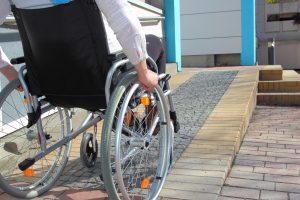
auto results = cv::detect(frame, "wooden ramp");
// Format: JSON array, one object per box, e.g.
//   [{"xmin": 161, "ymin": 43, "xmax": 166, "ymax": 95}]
[{"xmin": 161, "ymin": 69, "xmax": 259, "ymax": 200}]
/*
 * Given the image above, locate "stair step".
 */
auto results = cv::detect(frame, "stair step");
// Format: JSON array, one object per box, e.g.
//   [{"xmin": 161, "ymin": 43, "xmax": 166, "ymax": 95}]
[
  {"xmin": 166, "ymin": 63, "xmax": 178, "ymax": 76},
  {"xmin": 259, "ymin": 65, "xmax": 282, "ymax": 81},
  {"xmin": 283, "ymin": 70, "xmax": 300, "ymax": 81},
  {"xmin": 258, "ymin": 81, "xmax": 300, "ymax": 93},
  {"xmin": 257, "ymin": 93, "xmax": 300, "ymax": 106}
]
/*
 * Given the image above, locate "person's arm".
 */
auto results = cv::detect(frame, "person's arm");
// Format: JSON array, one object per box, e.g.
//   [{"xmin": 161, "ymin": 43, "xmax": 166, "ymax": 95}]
[
  {"xmin": 95, "ymin": 0, "xmax": 158, "ymax": 91},
  {"xmin": 0, "ymin": 46, "xmax": 19, "ymax": 81},
  {"xmin": 0, "ymin": 1, "xmax": 19, "ymax": 82},
  {"xmin": 134, "ymin": 60, "xmax": 158, "ymax": 91}
]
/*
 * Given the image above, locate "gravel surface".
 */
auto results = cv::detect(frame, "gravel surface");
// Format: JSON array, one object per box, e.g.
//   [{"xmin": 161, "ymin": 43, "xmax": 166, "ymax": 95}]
[{"xmin": 171, "ymin": 70, "xmax": 238, "ymax": 161}]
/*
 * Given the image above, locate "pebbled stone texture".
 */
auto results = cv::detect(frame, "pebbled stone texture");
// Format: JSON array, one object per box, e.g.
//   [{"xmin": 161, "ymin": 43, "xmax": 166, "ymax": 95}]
[{"xmin": 171, "ymin": 71, "xmax": 238, "ymax": 162}]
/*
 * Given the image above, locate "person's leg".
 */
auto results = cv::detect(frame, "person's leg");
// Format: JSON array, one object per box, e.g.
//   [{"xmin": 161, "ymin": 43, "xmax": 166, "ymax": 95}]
[
  {"xmin": 144, "ymin": 35, "xmax": 166, "ymax": 134},
  {"xmin": 145, "ymin": 34, "xmax": 166, "ymax": 74}
]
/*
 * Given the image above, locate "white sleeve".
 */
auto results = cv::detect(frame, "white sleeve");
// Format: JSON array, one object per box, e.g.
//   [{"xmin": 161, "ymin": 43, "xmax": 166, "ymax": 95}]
[
  {"xmin": 95, "ymin": 0, "xmax": 148, "ymax": 65},
  {"xmin": 0, "ymin": 1, "xmax": 11, "ymax": 68},
  {"xmin": 0, "ymin": 46, "xmax": 11, "ymax": 69},
  {"xmin": 0, "ymin": 0, "xmax": 11, "ymax": 25}
]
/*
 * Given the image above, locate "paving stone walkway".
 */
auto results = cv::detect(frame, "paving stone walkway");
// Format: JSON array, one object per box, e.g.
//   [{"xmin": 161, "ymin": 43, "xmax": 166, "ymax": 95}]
[{"xmin": 219, "ymin": 106, "xmax": 300, "ymax": 200}]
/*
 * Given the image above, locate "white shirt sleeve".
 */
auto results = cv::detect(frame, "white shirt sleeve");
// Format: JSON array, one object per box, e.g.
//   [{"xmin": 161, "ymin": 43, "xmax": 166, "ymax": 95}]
[
  {"xmin": 95, "ymin": 0, "xmax": 148, "ymax": 65},
  {"xmin": 0, "ymin": 0, "xmax": 11, "ymax": 25},
  {"xmin": 0, "ymin": 0, "xmax": 11, "ymax": 68},
  {"xmin": 0, "ymin": 46, "xmax": 11, "ymax": 68}
]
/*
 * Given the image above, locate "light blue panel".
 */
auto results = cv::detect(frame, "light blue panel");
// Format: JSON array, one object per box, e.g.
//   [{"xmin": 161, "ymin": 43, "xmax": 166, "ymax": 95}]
[
  {"xmin": 241, "ymin": 0, "xmax": 256, "ymax": 66},
  {"xmin": 164, "ymin": 0, "xmax": 182, "ymax": 71}
]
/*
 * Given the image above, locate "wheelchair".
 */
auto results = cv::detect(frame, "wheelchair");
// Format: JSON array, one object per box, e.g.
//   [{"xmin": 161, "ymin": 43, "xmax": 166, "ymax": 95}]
[{"xmin": 0, "ymin": 1, "xmax": 179, "ymax": 199}]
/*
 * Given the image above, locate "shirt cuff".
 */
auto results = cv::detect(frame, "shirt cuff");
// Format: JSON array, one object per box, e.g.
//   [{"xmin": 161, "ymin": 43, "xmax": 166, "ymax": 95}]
[
  {"xmin": 128, "ymin": 34, "xmax": 149, "ymax": 65},
  {"xmin": 0, "ymin": 46, "xmax": 11, "ymax": 69}
]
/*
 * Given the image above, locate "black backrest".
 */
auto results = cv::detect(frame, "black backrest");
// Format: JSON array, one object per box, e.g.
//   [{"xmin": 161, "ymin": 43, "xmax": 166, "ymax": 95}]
[{"xmin": 12, "ymin": 0, "xmax": 112, "ymax": 110}]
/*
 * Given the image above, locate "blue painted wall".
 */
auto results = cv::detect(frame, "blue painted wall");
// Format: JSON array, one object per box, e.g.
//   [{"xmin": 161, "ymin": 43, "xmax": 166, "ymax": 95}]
[
  {"xmin": 241, "ymin": 0, "xmax": 256, "ymax": 66},
  {"xmin": 164, "ymin": 0, "xmax": 182, "ymax": 71}
]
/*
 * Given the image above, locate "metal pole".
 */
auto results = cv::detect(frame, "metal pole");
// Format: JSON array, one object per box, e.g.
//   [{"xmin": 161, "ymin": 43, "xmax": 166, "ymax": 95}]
[{"xmin": 268, "ymin": 38, "xmax": 275, "ymax": 65}]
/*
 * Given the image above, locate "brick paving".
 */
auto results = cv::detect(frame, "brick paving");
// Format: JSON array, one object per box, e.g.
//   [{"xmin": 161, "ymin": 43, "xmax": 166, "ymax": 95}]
[
  {"xmin": 6, "ymin": 69, "xmax": 300, "ymax": 200},
  {"xmin": 219, "ymin": 106, "xmax": 300, "ymax": 200}
]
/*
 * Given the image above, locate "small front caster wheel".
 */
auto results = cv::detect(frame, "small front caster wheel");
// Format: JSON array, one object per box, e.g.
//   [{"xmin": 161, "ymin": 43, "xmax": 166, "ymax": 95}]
[{"xmin": 80, "ymin": 133, "xmax": 98, "ymax": 168}]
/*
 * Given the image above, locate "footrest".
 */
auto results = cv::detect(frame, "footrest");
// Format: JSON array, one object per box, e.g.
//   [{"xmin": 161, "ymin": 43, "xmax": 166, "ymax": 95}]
[
  {"xmin": 170, "ymin": 111, "xmax": 180, "ymax": 133},
  {"xmin": 173, "ymin": 120, "xmax": 180, "ymax": 133},
  {"xmin": 18, "ymin": 158, "xmax": 35, "ymax": 171},
  {"xmin": 27, "ymin": 104, "xmax": 41, "ymax": 128}
]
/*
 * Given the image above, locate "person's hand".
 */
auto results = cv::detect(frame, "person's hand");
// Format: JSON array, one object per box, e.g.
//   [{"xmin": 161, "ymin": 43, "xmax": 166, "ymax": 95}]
[
  {"xmin": 0, "ymin": 64, "xmax": 23, "ymax": 91},
  {"xmin": 135, "ymin": 60, "xmax": 158, "ymax": 92}
]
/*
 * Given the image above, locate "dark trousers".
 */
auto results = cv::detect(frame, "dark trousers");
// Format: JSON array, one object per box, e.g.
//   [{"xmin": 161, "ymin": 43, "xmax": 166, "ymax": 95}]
[{"xmin": 145, "ymin": 34, "xmax": 166, "ymax": 74}]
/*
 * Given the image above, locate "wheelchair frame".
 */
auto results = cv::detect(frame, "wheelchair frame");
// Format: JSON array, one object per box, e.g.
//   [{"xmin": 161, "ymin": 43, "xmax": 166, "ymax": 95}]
[
  {"xmin": 17, "ymin": 56, "xmax": 174, "ymax": 166},
  {"xmin": 0, "ymin": 56, "xmax": 178, "ymax": 199}
]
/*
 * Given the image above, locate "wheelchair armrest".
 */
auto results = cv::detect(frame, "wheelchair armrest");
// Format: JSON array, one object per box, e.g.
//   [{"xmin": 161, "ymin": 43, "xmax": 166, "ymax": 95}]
[
  {"xmin": 107, "ymin": 51, "xmax": 126, "ymax": 62},
  {"xmin": 11, "ymin": 57, "xmax": 25, "ymax": 65}
]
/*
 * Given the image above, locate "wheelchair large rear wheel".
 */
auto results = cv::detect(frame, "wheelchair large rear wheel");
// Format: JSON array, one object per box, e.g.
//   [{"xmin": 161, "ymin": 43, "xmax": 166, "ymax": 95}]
[
  {"xmin": 101, "ymin": 73, "xmax": 172, "ymax": 200},
  {"xmin": 0, "ymin": 78, "xmax": 72, "ymax": 198}
]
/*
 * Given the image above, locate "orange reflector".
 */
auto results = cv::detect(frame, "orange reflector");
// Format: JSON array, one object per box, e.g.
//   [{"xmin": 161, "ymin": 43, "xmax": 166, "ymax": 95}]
[
  {"xmin": 140, "ymin": 96, "xmax": 150, "ymax": 106},
  {"xmin": 23, "ymin": 96, "xmax": 33, "ymax": 104},
  {"xmin": 23, "ymin": 168, "xmax": 35, "ymax": 177},
  {"xmin": 141, "ymin": 178, "xmax": 150, "ymax": 189}
]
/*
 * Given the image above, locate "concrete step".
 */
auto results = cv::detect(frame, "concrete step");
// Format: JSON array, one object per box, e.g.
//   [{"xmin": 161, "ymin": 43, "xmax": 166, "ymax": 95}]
[
  {"xmin": 282, "ymin": 70, "xmax": 300, "ymax": 81},
  {"xmin": 259, "ymin": 65, "xmax": 282, "ymax": 81},
  {"xmin": 257, "ymin": 93, "xmax": 300, "ymax": 106},
  {"xmin": 258, "ymin": 81, "xmax": 300, "ymax": 93},
  {"xmin": 166, "ymin": 63, "xmax": 178, "ymax": 76}
]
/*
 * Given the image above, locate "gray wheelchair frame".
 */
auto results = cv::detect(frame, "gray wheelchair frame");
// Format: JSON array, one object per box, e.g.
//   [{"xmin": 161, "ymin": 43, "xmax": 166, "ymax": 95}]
[{"xmin": 16, "ymin": 56, "xmax": 176, "ymax": 174}]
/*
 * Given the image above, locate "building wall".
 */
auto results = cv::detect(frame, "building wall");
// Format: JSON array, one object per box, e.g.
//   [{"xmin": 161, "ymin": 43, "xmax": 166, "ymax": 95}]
[
  {"xmin": 257, "ymin": 40, "xmax": 300, "ymax": 69},
  {"xmin": 256, "ymin": 0, "xmax": 300, "ymax": 69},
  {"xmin": 129, "ymin": 0, "xmax": 164, "ymax": 39},
  {"xmin": 180, "ymin": 0, "xmax": 242, "ymax": 57},
  {"xmin": 145, "ymin": 0, "xmax": 164, "ymax": 10},
  {"xmin": 257, "ymin": 0, "xmax": 300, "ymax": 41}
]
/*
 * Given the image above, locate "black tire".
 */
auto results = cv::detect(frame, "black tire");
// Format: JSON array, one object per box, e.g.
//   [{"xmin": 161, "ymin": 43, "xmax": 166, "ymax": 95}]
[
  {"xmin": 100, "ymin": 72, "xmax": 172, "ymax": 200},
  {"xmin": 0, "ymin": 78, "xmax": 72, "ymax": 198},
  {"xmin": 80, "ymin": 133, "xmax": 98, "ymax": 168}
]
